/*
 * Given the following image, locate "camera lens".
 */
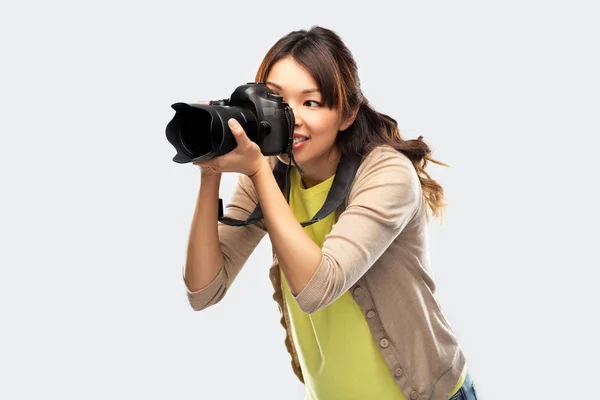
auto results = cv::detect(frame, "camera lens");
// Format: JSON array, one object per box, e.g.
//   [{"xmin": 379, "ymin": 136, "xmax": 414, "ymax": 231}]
[{"xmin": 179, "ymin": 108, "xmax": 214, "ymax": 157}]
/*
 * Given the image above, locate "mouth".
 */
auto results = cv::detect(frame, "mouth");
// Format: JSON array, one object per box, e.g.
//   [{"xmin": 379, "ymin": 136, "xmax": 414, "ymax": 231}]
[
  {"xmin": 292, "ymin": 136, "xmax": 309, "ymax": 145},
  {"xmin": 292, "ymin": 135, "xmax": 309, "ymax": 150}
]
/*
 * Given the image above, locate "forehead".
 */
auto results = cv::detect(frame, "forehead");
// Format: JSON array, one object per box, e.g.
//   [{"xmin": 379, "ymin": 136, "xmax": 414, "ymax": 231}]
[{"xmin": 266, "ymin": 57, "xmax": 319, "ymax": 93}]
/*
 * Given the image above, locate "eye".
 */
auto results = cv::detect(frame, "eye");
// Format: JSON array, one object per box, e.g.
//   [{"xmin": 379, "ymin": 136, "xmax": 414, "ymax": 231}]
[{"xmin": 305, "ymin": 100, "xmax": 321, "ymax": 107}]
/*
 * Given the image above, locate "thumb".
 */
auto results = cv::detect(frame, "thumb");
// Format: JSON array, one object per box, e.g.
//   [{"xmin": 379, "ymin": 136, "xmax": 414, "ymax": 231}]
[{"xmin": 228, "ymin": 119, "xmax": 245, "ymax": 138}]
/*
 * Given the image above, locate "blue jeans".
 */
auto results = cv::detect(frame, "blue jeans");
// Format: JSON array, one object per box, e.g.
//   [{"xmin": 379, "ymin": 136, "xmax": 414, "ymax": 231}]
[{"xmin": 449, "ymin": 371, "xmax": 479, "ymax": 400}]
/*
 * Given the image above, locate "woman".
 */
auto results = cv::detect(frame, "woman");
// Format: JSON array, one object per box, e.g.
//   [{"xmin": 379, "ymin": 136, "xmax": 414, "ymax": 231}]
[{"xmin": 184, "ymin": 26, "xmax": 479, "ymax": 400}]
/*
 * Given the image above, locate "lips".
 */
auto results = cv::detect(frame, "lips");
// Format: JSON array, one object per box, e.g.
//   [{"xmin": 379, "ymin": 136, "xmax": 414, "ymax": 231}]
[{"xmin": 292, "ymin": 134, "xmax": 309, "ymax": 150}]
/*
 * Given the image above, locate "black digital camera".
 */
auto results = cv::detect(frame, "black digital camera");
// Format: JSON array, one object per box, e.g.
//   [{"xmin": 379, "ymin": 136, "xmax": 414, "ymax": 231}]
[{"xmin": 165, "ymin": 82, "xmax": 295, "ymax": 163}]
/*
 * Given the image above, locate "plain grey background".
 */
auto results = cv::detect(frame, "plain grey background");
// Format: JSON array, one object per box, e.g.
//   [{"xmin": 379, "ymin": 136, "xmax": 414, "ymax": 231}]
[{"xmin": 1, "ymin": 1, "xmax": 598, "ymax": 399}]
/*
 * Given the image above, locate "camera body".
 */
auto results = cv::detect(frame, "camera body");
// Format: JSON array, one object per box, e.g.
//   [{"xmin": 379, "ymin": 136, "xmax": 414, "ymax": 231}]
[{"xmin": 166, "ymin": 82, "xmax": 295, "ymax": 164}]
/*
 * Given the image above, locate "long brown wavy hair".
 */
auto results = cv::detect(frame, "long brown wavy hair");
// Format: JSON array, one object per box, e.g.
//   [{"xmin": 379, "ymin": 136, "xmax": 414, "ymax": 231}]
[{"xmin": 255, "ymin": 26, "xmax": 450, "ymax": 224}]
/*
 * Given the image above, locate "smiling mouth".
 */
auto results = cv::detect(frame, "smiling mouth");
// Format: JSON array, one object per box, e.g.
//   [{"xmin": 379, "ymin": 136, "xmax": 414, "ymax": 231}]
[{"xmin": 293, "ymin": 137, "xmax": 309, "ymax": 145}]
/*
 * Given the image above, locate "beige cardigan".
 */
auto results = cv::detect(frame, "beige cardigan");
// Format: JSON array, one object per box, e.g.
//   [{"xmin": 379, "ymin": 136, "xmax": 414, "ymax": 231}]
[{"xmin": 186, "ymin": 144, "xmax": 466, "ymax": 400}]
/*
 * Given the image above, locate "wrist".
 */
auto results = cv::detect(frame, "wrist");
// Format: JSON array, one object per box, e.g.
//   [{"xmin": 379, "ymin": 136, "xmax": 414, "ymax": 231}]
[
  {"xmin": 249, "ymin": 158, "xmax": 271, "ymax": 182},
  {"xmin": 200, "ymin": 171, "xmax": 222, "ymax": 182}
]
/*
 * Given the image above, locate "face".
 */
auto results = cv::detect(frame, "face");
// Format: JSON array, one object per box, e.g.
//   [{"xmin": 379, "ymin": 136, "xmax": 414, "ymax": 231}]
[{"xmin": 265, "ymin": 57, "xmax": 354, "ymax": 176}]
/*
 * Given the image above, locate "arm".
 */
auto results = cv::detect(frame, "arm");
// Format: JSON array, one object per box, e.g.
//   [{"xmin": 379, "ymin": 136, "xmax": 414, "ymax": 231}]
[
  {"xmin": 251, "ymin": 148, "xmax": 421, "ymax": 314},
  {"xmin": 249, "ymin": 159, "xmax": 324, "ymax": 298},
  {"xmin": 184, "ymin": 173, "xmax": 224, "ymax": 292},
  {"xmin": 184, "ymin": 172, "xmax": 267, "ymax": 311}
]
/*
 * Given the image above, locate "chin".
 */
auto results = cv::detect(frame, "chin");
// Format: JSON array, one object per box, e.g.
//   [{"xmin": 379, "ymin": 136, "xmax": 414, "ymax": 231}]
[
  {"xmin": 278, "ymin": 152, "xmax": 315, "ymax": 171},
  {"xmin": 276, "ymin": 153, "xmax": 288, "ymax": 164},
  {"xmin": 277, "ymin": 152, "xmax": 302, "ymax": 165}
]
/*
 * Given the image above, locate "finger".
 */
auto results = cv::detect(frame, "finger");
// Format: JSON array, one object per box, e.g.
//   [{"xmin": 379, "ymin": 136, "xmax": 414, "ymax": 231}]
[
  {"xmin": 193, "ymin": 160, "xmax": 216, "ymax": 168},
  {"xmin": 228, "ymin": 119, "xmax": 251, "ymax": 147},
  {"xmin": 199, "ymin": 156, "xmax": 228, "ymax": 171}
]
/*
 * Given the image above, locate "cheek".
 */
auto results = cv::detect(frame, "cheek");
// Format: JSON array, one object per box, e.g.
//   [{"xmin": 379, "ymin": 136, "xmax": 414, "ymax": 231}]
[{"xmin": 306, "ymin": 115, "xmax": 340, "ymax": 142}]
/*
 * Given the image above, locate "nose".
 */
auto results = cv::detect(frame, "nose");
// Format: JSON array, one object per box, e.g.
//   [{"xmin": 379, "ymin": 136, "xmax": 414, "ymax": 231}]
[{"xmin": 289, "ymin": 104, "xmax": 304, "ymax": 128}]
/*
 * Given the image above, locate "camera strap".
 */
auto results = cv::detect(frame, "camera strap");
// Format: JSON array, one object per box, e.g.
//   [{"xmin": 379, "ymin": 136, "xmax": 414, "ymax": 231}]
[{"xmin": 218, "ymin": 151, "xmax": 361, "ymax": 228}]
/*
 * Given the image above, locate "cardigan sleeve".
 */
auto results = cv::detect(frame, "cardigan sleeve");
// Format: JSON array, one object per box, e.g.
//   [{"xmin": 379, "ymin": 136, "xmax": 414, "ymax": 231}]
[
  {"xmin": 292, "ymin": 147, "xmax": 422, "ymax": 313},
  {"xmin": 185, "ymin": 172, "xmax": 268, "ymax": 311}
]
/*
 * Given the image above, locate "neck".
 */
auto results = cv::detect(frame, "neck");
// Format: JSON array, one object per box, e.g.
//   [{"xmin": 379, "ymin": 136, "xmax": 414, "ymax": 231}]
[{"xmin": 296, "ymin": 147, "xmax": 342, "ymax": 189}]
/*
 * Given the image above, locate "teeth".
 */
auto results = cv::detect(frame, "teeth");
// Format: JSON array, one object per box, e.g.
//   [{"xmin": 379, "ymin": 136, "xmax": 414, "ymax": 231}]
[{"xmin": 293, "ymin": 137, "xmax": 308, "ymax": 144}]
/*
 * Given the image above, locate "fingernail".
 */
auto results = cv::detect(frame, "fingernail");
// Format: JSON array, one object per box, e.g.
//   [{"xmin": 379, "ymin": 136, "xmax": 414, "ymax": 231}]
[{"xmin": 228, "ymin": 119, "xmax": 237, "ymax": 128}]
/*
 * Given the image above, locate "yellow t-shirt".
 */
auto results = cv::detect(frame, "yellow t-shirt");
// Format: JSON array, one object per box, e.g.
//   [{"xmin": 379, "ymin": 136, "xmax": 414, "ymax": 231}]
[{"xmin": 280, "ymin": 166, "xmax": 465, "ymax": 399}]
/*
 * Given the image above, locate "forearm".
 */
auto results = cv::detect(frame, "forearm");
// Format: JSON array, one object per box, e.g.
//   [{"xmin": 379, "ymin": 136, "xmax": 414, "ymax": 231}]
[
  {"xmin": 184, "ymin": 173, "xmax": 225, "ymax": 292},
  {"xmin": 249, "ymin": 160, "xmax": 322, "ymax": 296}
]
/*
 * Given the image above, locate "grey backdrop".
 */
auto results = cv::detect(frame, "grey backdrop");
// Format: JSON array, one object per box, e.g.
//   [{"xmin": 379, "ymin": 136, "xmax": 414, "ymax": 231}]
[{"xmin": 1, "ymin": 1, "xmax": 598, "ymax": 399}]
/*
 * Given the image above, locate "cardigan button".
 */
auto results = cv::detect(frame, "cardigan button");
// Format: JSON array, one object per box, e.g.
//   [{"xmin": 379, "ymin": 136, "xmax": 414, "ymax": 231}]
[
  {"xmin": 379, "ymin": 338, "xmax": 389, "ymax": 348},
  {"xmin": 353, "ymin": 287, "xmax": 363, "ymax": 297},
  {"xmin": 394, "ymin": 367, "xmax": 403, "ymax": 377},
  {"xmin": 366, "ymin": 309, "xmax": 376, "ymax": 318},
  {"xmin": 410, "ymin": 391, "xmax": 418, "ymax": 399}
]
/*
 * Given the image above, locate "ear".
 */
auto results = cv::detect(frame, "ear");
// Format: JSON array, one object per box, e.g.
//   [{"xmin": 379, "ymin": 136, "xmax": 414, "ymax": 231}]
[{"xmin": 339, "ymin": 106, "xmax": 359, "ymax": 132}]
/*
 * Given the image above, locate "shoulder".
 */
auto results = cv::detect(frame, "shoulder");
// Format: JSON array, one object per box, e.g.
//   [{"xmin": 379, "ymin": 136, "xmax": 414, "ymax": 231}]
[
  {"xmin": 347, "ymin": 144, "xmax": 422, "ymax": 210},
  {"xmin": 355, "ymin": 144, "xmax": 419, "ymax": 184}
]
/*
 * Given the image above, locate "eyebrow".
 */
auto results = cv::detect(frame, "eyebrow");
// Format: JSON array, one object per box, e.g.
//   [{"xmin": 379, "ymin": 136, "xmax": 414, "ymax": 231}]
[{"xmin": 266, "ymin": 81, "xmax": 320, "ymax": 94}]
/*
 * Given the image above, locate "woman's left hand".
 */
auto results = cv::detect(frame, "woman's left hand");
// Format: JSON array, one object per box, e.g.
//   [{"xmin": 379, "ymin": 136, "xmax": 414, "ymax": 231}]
[{"xmin": 193, "ymin": 118, "xmax": 267, "ymax": 177}]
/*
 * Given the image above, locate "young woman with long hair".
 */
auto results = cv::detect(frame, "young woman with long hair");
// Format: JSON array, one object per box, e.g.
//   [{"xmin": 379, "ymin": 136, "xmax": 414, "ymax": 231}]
[{"xmin": 185, "ymin": 26, "xmax": 478, "ymax": 400}]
